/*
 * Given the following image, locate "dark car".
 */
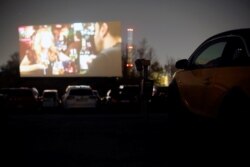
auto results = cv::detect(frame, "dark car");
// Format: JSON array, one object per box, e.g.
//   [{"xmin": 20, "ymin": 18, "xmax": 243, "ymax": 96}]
[
  {"xmin": 41, "ymin": 89, "xmax": 61, "ymax": 108},
  {"xmin": 105, "ymin": 84, "xmax": 140, "ymax": 106},
  {"xmin": 168, "ymin": 28, "xmax": 250, "ymax": 120},
  {"xmin": 1, "ymin": 87, "xmax": 40, "ymax": 110}
]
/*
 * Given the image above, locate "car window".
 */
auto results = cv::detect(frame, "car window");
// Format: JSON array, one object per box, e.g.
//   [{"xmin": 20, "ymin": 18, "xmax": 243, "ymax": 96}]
[
  {"xmin": 11, "ymin": 89, "xmax": 34, "ymax": 97},
  {"xmin": 43, "ymin": 92, "xmax": 57, "ymax": 98},
  {"xmin": 226, "ymin": 37, "xmax": 250, "ymax": 66},
  {"xmin": 193, "ymin": 41, "xmax": 227, "ymax": 68}
]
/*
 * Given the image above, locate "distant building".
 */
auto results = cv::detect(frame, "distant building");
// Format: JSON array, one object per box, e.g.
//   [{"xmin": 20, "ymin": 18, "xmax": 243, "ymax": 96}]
[{"xmin": 126, "ymin": 28, "xmax": 135, "ymax": 76}]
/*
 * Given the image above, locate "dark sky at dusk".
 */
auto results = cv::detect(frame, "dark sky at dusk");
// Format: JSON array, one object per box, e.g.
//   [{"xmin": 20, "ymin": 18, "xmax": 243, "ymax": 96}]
[{"xmin": 1, "ymin": 0, "xmax": 250, "ymax": 66}]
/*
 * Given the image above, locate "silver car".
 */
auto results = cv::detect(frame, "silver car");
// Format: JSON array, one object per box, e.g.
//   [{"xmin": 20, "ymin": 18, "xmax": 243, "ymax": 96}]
[{"xmin": 62, "ymin": 85, "xmax": 98, "ymax": 109}]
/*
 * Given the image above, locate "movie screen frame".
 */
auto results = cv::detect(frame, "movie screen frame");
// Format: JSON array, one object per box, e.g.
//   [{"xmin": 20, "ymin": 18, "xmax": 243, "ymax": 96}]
[{"xmin": 18, "ymin": 21, "xmax": 122, "ymax": 77}]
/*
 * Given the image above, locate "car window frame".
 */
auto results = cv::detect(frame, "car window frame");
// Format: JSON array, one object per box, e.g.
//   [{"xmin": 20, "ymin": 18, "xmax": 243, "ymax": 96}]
[
  {"xmin": 188, "ymin": 37, "xmax": 228, "ymax": 69},
  {"xmin": 188, "ymin": 35, "xmax": 250, "ymax": 70}
]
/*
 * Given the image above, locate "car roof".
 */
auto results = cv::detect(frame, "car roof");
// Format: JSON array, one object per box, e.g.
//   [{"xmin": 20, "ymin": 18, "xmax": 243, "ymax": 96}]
[
  {"xmin": 43, "ymin": 89, "xmax": 58, "ymax": 93},
  {"xmin": 66, "ymin": 85, "xmax": 91, "ymax": 88},
  {"xmin": 205, "ymin": 28, "xmax": 250, "ymax": 42},
  {"xmin": 65, "ymin": 85, "xmax": 92, "ymax": 92}
]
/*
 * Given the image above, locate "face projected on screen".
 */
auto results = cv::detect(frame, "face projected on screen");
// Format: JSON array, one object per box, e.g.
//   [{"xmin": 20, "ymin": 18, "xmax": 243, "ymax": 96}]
[
  {"xmin": 85, "ymin": 22, "xmax": 122, "ymax": 76},
  {"xmin": 18, "ymin": 21, "xmax": 122, "ymax": 77},
  {"xmin": 20, "ymin": 27, "xmax": 67, "ymax": 76},
  {"xmin": 34, "ymin": 28, "xmax": 57, "ymax": 62},
  {"xmin": 94, "ymin": 22, "xmax": 122, "ymax": 54}
]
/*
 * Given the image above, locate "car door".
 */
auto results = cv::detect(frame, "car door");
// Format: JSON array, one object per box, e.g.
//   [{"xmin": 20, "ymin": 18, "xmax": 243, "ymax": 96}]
[
  {"xmin": 177, "ymin": 38, "xmax": 227, "ymax": 116},
  {"xmin": 206, "ymin": 36, "xmax": 250, "ymax": 116}
]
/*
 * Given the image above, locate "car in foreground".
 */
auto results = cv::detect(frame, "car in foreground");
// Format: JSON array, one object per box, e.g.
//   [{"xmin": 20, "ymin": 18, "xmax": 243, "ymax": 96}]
[{"xmin": 168, "ymin": 28, "xmax": 250, "ymax": 120}]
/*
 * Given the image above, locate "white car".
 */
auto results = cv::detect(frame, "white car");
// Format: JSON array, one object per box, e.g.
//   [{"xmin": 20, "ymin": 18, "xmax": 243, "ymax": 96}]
[{"xmin": 62, "ymin": 85, "xmax": 98, "ymax": 109}]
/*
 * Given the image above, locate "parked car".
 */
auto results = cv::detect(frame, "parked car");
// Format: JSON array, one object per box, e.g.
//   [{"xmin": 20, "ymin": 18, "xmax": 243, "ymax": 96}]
[
  {"xmin": 0, "ymin": 87, "xmax": 40, "ymax": 110},
  {"xmin": 168, "ymin": 28, "xmax": 250, "ymax": 120},
  {"xmin": 105, "ymin": 84, "xmax": 140, "ymax": 105},
  {"xmin": 62, "ymin": 85, "xmax": 98, "ymax": 109},
  {"xmin": 41, "ymin": 89, "xmax": 61, "ymax": 108},
  {"xmin": 92, "ymin": 90, "xmax": 101, "ymax": 101},
  {"xmin": 151, "ymin": 86, "xmax": 169, "ymax": 103}
]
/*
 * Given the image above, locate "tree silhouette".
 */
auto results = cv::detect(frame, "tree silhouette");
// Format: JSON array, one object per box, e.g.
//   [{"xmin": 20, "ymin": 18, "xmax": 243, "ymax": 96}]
[
  {"xmin": 1, "ymin": 52, "xmax": 19, "ymax": 75},
  {"xmin": 164, "ymin": 56, "xmax": 177, "ymax": 78},
  {"xmin": 136, "ymin": 38, "xmax": 157, "ymax": 62},
  {"xmin": 0, "ymin": 52, "xmax": 20, "ymax": 87}
]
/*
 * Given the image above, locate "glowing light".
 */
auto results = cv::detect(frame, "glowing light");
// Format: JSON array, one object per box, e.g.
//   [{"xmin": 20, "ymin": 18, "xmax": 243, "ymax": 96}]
[
  {"xmin": 55, "ymin": 24, "xmax": 62, "ymax": 28},
  {"xmin": 128, "ymin": 46, "xmax": 133, "ymax": 49},
  {"xmin": 126, "ymin": 63, "xmax": 134, "ymax": 68}
]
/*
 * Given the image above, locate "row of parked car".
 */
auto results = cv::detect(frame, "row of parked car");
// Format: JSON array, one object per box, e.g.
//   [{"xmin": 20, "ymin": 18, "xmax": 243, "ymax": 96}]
[
  {"xmin": 2, "ymin": 84, "xmax": 165, "ymax": 110},
  {"xmin": 1, "ymin": 85, "xmax": 101, "ymax": 110}
]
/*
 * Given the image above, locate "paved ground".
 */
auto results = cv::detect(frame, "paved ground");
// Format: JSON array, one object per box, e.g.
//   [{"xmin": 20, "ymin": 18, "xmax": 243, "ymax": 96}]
[{"xmin": 7, "ymin": 107, "xmax": 249, "ymax": 167}]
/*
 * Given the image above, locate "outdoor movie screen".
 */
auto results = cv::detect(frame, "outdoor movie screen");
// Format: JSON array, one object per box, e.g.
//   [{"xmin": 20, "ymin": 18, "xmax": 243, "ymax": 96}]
[{"xmin": 18, "ymin": 21, "xmax": 122, "ymax": 77}]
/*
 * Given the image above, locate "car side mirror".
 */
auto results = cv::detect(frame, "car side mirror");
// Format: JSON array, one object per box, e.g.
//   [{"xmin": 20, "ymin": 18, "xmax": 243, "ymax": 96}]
[{"xmin": 175, "ymin": 59, "xmax": 189, "ymax": 69}]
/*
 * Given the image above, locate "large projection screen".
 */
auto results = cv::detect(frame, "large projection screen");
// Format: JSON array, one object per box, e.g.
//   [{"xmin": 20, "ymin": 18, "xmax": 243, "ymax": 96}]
[{"xmin": 18, "ymin": 22, "xmax": 122, "ymax": 77}]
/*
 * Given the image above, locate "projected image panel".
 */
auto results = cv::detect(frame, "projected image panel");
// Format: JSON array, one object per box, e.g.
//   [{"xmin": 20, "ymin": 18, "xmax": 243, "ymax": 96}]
[{"xmin": 18, "ymin": 22, "xmax": 122, "ymax": 77}]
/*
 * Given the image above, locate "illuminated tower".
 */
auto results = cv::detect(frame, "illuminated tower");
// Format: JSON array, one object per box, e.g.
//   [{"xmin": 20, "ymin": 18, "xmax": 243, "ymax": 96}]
[{"xmin": 126, "ymin": 28, "xmax": 134, "ymax": 71}]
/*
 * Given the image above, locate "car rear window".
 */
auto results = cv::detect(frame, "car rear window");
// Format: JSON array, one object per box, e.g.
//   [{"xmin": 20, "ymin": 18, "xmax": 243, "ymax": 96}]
[
  {"xmin": 69, "ymin": 89, "xmax": 93, "ymax": 96},
  {"xmin": 43, "ymin": 92, "xmax": 57, "ymax": 98},
  {"xmin": 9, "ymin": 89, "xmax": 34, "ymax": 97}
]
